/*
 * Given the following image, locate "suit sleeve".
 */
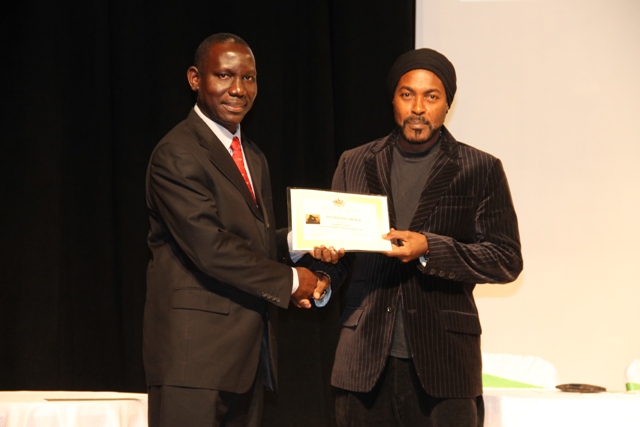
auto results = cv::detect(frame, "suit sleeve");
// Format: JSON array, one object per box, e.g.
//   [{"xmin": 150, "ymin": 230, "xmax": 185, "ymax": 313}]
[
  {"xmin": 331, "ymin": 152, "xmax": 349, "ymax": 193},
  {"xmin": 147, "ymin": 141, "xmax": 293, "ymax": 308},
  {"xmin": 420, "ymin": 158, "xmax": 523, "ymax": 284}
]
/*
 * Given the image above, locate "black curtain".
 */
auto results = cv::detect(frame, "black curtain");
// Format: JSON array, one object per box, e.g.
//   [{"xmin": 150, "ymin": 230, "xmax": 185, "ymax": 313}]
[{"xmin": 0, "ymin": 1, "xmax": 414, "ymax": 425}]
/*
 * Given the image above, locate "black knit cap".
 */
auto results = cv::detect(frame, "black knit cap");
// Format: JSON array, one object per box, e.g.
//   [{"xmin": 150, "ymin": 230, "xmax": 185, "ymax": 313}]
[{"xmin": 386, "ymin": 48, "xmax": 457, "ymax": 106}]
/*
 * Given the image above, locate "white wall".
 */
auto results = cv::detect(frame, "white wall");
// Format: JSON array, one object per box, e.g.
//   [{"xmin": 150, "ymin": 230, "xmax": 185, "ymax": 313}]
[{"xmin": 416, "ymin": 0, "xmax": 640, "ymax": 391}]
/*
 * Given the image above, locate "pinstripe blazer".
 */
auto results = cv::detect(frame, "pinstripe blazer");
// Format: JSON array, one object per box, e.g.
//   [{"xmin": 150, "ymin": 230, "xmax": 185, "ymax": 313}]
[{"xmin": 330, "ymin": 126, "xmax": 522, "ymax": 398}]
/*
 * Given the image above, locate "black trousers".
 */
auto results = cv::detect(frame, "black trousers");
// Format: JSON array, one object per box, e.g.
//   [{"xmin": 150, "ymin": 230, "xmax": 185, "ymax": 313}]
[
  {"xmin": 147, "ymin": 373, "xmax": 264, "ymax": 427},
  {"xmin": 147, "ymin": 323, "xmax": 273, "ymax": 426},
  {"xmin": 335, "ymin": 357, "xmax": 484, "ymax": 427}
]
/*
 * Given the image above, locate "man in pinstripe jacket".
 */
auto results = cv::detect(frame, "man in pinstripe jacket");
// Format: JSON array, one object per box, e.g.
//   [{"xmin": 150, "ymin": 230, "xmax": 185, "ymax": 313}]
[{"xmin": 330, "ymin": 48, "xmax": 523, "ymax": 426}]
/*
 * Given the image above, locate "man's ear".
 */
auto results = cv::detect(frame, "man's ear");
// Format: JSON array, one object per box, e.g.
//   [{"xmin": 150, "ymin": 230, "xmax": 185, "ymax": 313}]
[{"xmin": 187, "ymin": 66, "xmax": 200, "ymax": 91}]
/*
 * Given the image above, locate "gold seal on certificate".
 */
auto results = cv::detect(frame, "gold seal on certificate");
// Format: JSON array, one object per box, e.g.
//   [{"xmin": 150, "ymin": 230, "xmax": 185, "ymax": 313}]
[{"xmin": 289, "ymin": 188, "xmax": 392, "ymax": 252}]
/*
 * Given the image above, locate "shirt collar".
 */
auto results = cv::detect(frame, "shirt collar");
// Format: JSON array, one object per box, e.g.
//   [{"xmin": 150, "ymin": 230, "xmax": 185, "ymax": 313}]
[{"xmin": 194, "ymin": 104, "xmax": 241, "ymax": 152}]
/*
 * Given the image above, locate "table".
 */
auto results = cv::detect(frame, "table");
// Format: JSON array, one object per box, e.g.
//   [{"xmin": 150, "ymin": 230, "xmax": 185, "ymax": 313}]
[
  {"xmin": 0, "ymin": 391, "xmax": 147, "ymax": 427},
  {"xmin": 483, "ymin": 388, "xmax": 640, "ymax": 427}
]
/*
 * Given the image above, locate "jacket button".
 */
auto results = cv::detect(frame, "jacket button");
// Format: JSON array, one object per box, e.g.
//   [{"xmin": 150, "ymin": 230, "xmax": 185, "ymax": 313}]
[
  {"xmin": 387, "ymin": 306, "xmax": 394, "ymax": 313},
  {"xmin": 448, "ymin": 273, "xmax": 456, "ymax": 279},
  {"xmin": 438, "ymin": 271, "xmax": 445, "ymax": 277},
  {"xmin": 429, "ymin": 268, "xmax": 438, "ymax": 275}
]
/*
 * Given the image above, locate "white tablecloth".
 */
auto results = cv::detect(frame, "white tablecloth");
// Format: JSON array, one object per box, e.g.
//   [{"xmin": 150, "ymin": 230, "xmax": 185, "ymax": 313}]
[
  {"xmin": 0, "ymin": 391, "xmax": 147, "ymax": 427},
  {"xmin": 484, "ymin": 388, "xmax": 640, "ymax": 427}
]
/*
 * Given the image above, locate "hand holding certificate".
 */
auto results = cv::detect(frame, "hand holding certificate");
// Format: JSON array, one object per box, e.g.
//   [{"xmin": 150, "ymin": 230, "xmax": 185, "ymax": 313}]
[{"xmin": 289, "ymin": 188, "xmax": 392, "ymax": 252}]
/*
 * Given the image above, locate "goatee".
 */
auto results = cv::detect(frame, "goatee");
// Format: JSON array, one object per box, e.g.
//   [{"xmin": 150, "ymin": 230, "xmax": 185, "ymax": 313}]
[{"xmin": 401, "ymin": 116, "xmax": 439, "ymax": 144}]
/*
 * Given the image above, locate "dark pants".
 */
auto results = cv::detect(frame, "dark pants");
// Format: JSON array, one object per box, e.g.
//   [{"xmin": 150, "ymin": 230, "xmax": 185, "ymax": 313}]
[
  {"xmin": 335, "ymin": 357, "xmax": 484, "ymax": 427},
  {"xmin": 147, "ymin": 374, "xmax": 264, "ymax": 427}
]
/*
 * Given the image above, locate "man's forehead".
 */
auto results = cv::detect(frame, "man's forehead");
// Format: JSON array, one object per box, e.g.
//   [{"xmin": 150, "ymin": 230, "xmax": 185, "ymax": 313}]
[{"xmin": 207, "ymin": 44, "xmax": 255, "ymax": 67}]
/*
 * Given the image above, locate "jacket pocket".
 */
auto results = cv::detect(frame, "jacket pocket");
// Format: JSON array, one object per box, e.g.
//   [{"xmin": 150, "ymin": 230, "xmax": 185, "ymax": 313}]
[
  {"xmin": 340, "ymin": 307, "xmax": 364, "ymax": 328},
  {"xmin": 172, "ymin": 288, "xmax": 230, "ymax": 315},
  {"xmin": 440, "ymin": 310, "xmax": 482, "ymax": 335}
]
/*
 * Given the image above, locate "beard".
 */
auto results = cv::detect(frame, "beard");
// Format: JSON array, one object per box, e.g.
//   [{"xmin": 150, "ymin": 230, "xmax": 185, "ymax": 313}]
[{"xmin": 400, "ymin": 116, "xmax": 440, "ymax": 145}]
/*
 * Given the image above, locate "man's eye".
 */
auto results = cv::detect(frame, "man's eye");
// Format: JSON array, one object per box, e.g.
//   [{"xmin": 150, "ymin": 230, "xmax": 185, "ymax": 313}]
[
  {"xmin": 218, "ymin": 74, "xmax": 230, "ymax": 79},
  {"xmin": 244, "ymin": 76, "xmax": 255, "ymax": 81}
]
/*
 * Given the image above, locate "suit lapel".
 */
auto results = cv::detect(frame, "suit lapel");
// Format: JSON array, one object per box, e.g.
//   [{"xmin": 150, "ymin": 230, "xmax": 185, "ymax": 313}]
[
  {"xmin": 207, "ymin": 139, "xmax": 260, "ymax": 211},
  {"xmin": 209, "ymin": 141, "xmax": 262, "ymax": 219},
  {"xmin": 365, "ymin": 132, "xmax": 397, "ymax": 229},
  {"xmin": 187, "ymin": 110, "xmax": 262, "ymax": 219},
  {"xmin": 366, "ymin": 126, "xmax": 461, "ymax": 232},
  {"xmin": 242, "ymin": 139, "xmax": 265, "ymax": 211},
  {"xmin": 408, "ymin": 127, "xmax": 460, "ymax": 231}
]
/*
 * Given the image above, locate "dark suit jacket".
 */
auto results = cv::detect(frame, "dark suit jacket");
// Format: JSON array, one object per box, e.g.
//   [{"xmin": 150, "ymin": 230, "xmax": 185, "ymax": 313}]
[
  {"xmin": 144, "ymin": 109, "xmax": 294, "ymax": 394},
  {"xmin": 330, "ymin": 127, "xmax": 523, "ymax": 398}
]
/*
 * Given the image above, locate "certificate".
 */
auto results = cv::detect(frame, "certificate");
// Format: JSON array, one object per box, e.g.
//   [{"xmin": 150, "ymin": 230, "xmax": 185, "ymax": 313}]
[{"xmin": 289, "ymin": 188, "xmax": 392, "ymax": 252}]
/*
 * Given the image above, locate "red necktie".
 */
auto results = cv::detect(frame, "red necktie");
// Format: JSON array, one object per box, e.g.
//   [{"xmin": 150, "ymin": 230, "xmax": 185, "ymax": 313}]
[{"xmin": 231, "ymin": 137, "xmax": 256, "ymax": 202}]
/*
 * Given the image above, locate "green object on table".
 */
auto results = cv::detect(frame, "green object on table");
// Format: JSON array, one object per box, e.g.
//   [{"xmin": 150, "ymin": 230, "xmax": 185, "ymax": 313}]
[
  {"xmin": 482, "ymin": 373, "xmax": 544, "ymax": 389},
  {"xmin": 626, "ymin": 382, "xmax": 640, "ymax": 391}
]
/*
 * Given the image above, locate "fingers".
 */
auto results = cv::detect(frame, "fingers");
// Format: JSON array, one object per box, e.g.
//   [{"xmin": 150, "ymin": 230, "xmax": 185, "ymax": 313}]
[
  {"xmin": 383, "ymin": 228, "xmax": 405, "ymax": 241},
  {"xmin": 381, "ymin": 230, "xmax": 428, "ymax": 263},
  {"xmin": 326, "ymin": 247, "xmax": 345, "ymax": 264},
  {"xmin": 383, "ymin": 246, "xmax": 410, "ymax": 261},
  {"xmin": 311, "ymin": 246, "xmax": 345, "ymax": 264},
  {"xmin": 382, "ymin": 229, "xmax": 405, "ymax": 250},
  {"xmin": 382, "ymin": 228, "xmax": 397, "ymax": 239},
  {"xmin": 291, "ymin": 273, "xmax": 330, "ymax": 309},
  {"xmin": 291, "ymin": 296, "xmax": 312, "ymax": 309},
  {"xmin": 292, "ymin": 267, "xmax": 322, "ymax": 309},
  {"xmin": 313, "ymin": 275, "xmax": 331, "ymax": 300},
  {"xmin": 298, "ymin": 298, "xmax": 312, "ymax": 309}
]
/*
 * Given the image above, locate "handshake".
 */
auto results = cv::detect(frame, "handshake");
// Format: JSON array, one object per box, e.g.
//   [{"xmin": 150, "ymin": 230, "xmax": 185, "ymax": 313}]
[{"xmin": 291, "ymin": 246, "xmax": 345, "ymax": 309}]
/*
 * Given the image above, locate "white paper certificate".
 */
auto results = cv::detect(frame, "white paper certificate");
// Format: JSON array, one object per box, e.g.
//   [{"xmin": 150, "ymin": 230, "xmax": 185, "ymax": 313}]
[{"xmin": 289, "ymin": 188, "xmax": 392, "ymax": 252}]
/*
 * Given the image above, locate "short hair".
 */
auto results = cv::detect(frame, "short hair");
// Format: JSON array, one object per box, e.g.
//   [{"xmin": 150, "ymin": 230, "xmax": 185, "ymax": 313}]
[{"xmin": 193, "ymin": 33, "xmax": 251, "ymax": 70}]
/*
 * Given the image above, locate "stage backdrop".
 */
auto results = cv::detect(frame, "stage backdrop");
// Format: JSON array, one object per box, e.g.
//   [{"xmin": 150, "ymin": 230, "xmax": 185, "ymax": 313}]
[
  {"xmin": 0, "ymin": 1, "xmax": 414, "ymax": 426},
  {"xmin": 416, "ymin": 0, "xmax": 640, "ymax": 391}
]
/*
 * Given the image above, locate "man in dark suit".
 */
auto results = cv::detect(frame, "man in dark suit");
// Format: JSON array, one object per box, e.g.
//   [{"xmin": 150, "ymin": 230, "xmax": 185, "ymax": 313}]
[
  {"xmin": 144, "ymin": 33, "xmax": 337, "ymax": 427},
  {"xmin": 329, "ymin": 48, "xmax": 523, "ymax": 426}
]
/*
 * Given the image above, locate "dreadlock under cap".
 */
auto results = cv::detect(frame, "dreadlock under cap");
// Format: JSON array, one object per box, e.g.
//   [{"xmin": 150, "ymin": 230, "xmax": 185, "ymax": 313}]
[{"xmin": 386, "ymin": 48, "xmax": 457, "ymax": 106}]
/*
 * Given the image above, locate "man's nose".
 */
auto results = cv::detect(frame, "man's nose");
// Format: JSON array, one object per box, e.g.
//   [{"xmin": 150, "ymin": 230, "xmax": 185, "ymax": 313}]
[
  {"xmin": 229, "ymin": 78, "xmax": 245, "ymax": 96},
  {"xmin": 411, "ymin": 96, "xmax": 426, "ymax": 115}
]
